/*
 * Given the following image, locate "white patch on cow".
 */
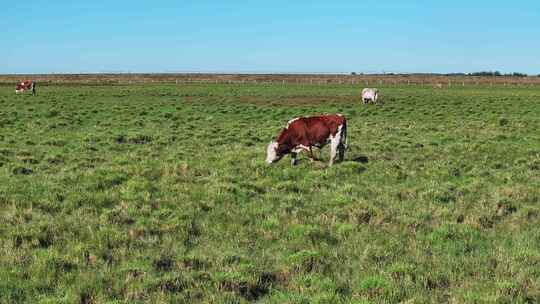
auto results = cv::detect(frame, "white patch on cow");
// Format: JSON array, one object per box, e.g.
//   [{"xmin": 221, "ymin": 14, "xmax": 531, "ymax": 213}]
[
  {"xmin": 287, "ymin": 117, "xmax": 300, "ymax": 128},
  {"xmin": 292, "ymin": 144, "xmax": 310, "ymax": 153},
  {"xmin": 329, "ymin": 124, "xmax": 346, "ymax": 166},
  {"xmin": 266, "ymin": 141, "xmax": 279, "ymax": 164}
]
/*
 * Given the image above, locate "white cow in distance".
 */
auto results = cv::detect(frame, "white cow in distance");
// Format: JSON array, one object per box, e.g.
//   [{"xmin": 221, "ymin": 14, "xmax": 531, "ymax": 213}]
[{"xmin": 361, "ymin": 88, "xmax": 379, "ymax": 104}]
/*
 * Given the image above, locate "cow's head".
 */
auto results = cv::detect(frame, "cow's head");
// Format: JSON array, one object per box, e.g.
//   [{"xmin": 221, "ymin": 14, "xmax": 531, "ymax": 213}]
[{"xmin": 266, "ymin": 141, "xmax": 284, "ymax": 164}]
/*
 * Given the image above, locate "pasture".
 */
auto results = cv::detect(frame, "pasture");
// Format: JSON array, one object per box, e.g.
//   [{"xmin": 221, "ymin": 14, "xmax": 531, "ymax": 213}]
[{"xmin": 1, "ymin": 84, "xmax": 540, "ymax": 303}]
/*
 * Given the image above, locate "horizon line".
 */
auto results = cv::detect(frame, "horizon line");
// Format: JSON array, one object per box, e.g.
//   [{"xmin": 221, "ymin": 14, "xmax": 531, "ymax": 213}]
[{"xmin": 1, "ymin": 70, "xmax": 538, "ymax": 76}]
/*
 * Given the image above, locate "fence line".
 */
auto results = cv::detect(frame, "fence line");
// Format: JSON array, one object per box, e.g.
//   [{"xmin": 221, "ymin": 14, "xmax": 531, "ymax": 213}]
[
  {"xmin": 2, "ymin": 78, "xmax": 540, "ymax": 87},
  {"xmin": 129, "ymin": 79, "xmax": 540, "ymax": 87}
]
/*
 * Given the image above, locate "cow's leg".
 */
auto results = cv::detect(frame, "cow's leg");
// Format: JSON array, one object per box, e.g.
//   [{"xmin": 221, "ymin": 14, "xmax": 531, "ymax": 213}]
[
  {"xmin": 338, "ymin": 125, "xmax": 347, "ymax": 162},
  {"xmin": 291, "ymin": 152, "xmax": 298, "ymax": 166},
  {"xmin": 329, "ymin": 137, "xmax": 341, "ymax": 166},
  {"xmin": 338, "ymin": 144, "xmax": 345, "ymax": 162},
  {"xmin": 329, "ymin": 141, "xmax": 338, "ymax": 166},
  {"xmin": 329, "ymin": 124, "xmax": 346, "ymax": 166},
  {"xmin": 308, "ymin": 147, "xmax": 318, "ymax": 162}
]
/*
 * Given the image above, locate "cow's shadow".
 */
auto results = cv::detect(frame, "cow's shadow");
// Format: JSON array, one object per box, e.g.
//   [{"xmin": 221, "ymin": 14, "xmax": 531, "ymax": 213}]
[{"xmin": 349, "ymin": 155, "xmax": 369, "ymax": 164}]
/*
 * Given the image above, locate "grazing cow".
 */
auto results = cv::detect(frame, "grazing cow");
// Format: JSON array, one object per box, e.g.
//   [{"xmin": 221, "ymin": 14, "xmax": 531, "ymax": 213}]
[
  {"xmin": 434, "ymin": 83, "xmax": 443, "ymax": 89},
  {"xmin": 266, "ymin": 114, "xmax": 347, "ymax": 166},
  {"xmin": 361, "ymin": 88, "xmax": 379, "ymax": 104},
  {"xmin": 15, "ymin": 80, "xmax": 35, "ymax": 95}
]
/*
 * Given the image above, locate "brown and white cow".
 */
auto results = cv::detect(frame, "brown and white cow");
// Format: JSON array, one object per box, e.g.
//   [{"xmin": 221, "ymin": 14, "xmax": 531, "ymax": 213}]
[
  {"xmin": 266, "ymin": 114, "xmax": 347, "ymax": 166},
  {"xmin": 15, "ymin": 80, "xmax": 35, "ymax": 95}
]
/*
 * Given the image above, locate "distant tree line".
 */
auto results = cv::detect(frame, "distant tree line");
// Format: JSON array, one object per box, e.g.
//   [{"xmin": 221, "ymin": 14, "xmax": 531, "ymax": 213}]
[
  {"xmin": 351, "ymin": 71, "xmax": 539, "ymax": 77},
  {"xmin": 446, "ymin": 71, "xmax": 530, "ymax": 77}
]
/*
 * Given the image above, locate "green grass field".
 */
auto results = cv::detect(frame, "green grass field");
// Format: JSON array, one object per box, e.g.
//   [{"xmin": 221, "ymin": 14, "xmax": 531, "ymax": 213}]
[{"xmin": 1, "ymin": 84, "xmax": 540, "ymax": 303}]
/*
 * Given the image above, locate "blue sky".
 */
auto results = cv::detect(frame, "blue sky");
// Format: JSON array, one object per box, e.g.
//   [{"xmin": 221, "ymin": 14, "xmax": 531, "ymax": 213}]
[{"xmin": 2, "ymin": 1, "xmax": 539, "ymax": 74}]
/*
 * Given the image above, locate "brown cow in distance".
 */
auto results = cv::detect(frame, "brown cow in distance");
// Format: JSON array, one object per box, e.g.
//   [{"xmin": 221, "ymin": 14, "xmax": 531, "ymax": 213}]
[
  {"xmin": 266, "ymin": 114, "xmax": 347, "ymax": 166},
  {"xmin": 15, "ymin": 80, "xmax": 35, "ymax": 95}
]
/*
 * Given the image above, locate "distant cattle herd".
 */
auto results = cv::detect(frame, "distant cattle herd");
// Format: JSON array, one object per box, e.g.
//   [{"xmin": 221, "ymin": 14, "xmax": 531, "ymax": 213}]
[{"xmin": 14, "ymin": 80, "xmax": 380, "ymax": 167}]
